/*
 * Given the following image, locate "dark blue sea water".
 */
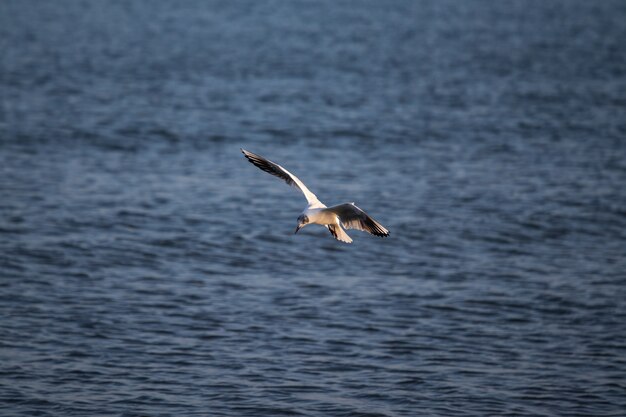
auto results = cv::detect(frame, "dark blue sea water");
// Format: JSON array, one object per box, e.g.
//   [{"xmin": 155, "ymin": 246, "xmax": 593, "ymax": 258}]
[{"xmin": 1, "ymin": 1, "xmax": 626, "ymax": 416}]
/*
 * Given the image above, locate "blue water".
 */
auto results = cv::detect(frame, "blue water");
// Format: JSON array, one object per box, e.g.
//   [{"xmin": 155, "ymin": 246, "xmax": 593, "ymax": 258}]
[{"xmin": 1, "ymin": 1, "xmax": 626, "ymax": 416}]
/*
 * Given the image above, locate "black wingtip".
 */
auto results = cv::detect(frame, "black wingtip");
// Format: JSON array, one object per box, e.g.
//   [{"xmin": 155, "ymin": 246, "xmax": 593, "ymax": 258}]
[{"xmin": 241, "ymin": 149, "xmax": 257, "ymax": 164}]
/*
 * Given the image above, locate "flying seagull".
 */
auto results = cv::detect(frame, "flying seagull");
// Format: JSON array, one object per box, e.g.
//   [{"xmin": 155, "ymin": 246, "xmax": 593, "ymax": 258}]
[{"xmin": 241, "ymin": 149, "xmax": 389, "ymax": 243}]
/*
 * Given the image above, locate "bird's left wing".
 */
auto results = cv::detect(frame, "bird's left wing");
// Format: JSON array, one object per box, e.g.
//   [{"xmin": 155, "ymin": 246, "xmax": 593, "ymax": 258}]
[
  {"xmin": 324, "ymin": 203, "xmax": 389, "ymax": 237},
  {"xmin": 241, "ymin": 149, "xmax": 321, "ymax": 206}
]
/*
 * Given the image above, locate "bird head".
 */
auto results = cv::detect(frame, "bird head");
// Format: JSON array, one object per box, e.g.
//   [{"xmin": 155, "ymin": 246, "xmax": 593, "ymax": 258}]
[{"xmin": 295, "ymin": 214, "xmax": 309, "ymax": 234}]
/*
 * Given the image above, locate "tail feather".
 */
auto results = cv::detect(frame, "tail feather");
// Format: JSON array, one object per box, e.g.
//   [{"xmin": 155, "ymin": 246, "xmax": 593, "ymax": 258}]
[{"xmin": 327, "ymin": 224, "xmax": 352, "ymax": 243}]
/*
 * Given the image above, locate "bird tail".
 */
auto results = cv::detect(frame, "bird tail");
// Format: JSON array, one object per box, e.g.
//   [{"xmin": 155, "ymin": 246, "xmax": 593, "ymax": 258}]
[{"xmin": 328, "ymin": 224, "xmax": 352, "ymax": 243}]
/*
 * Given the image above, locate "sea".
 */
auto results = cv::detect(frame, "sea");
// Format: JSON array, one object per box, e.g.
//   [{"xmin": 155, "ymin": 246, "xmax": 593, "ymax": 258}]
[{"xmin": 1, "ymin": 1, "xmax": 625, "ymax": 416}]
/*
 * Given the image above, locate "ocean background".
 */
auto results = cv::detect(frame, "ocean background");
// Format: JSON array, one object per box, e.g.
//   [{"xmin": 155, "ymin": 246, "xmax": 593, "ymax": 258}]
[{"xmin": 1, "ymin": 1, "xmax": 625, "ymax": 416}]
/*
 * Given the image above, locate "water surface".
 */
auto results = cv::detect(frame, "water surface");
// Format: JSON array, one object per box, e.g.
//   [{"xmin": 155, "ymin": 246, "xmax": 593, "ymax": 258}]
[{"xmin": 1, "ymin": 1, "xmax": 626, "ymax": 416}]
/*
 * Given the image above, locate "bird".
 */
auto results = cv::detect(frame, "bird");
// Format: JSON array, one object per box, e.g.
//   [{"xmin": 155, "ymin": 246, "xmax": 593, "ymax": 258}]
[{"xmin": 241, "ymin": 148, "xmax": 389, "ymax": 243}]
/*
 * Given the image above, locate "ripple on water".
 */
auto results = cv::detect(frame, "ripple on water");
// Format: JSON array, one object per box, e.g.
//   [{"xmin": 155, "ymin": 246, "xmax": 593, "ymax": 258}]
[{"xmin": 1, "ymin": 1, "xmax": 626, "ymax": 416}]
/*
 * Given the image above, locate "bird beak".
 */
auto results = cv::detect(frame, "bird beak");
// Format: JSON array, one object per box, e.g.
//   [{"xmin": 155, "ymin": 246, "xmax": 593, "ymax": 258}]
[{"xmin": 294, "ymin": 224, "xmax": 302, "ymax": 234}]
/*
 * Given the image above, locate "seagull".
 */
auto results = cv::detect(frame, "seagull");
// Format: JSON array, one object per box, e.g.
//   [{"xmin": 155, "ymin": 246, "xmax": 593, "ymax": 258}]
[{"xmin": 241, "ymin": 149, "xmax": 389, "ymax": 243}]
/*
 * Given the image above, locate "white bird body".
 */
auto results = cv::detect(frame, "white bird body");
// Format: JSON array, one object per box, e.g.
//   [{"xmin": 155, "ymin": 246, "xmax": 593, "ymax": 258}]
[
  {"xmin": 303, "ymin": 205, "xmax": 355, "ymax": 243},
  {"xmin": 241, "ymin": 149, "xmax": 389, "ymax": 244},
  {"xmin": 304, "ymin": 207, "xmax": 331, "ymax": 223}
]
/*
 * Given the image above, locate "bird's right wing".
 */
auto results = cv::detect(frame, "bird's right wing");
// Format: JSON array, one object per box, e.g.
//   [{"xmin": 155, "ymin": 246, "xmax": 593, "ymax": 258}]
[
  {"xmin": 324, "ymin": 203, "xmax": 389, "ymax": 237},
  {"xmin": 241, "ymin": 149, "xmax": 322, "ymax": 206}
]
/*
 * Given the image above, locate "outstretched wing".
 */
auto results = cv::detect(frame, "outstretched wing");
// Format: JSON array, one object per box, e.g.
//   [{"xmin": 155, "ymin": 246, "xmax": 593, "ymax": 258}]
[
  {"xmin": 324, "ymin": 203, "xmax": 389, "ymax": 237},
  {"xmin": 241, "ymin": 149, "xmax": 321, "ymax": 206}
]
